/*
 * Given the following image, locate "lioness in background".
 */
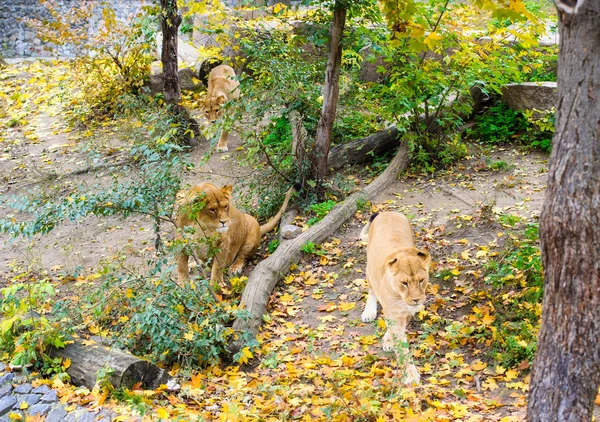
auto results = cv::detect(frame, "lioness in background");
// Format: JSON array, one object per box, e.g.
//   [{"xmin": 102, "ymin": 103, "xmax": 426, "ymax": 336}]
[
  {"xmin": 360, "ymin": 211, "xmax": 431, "ymax": 385},
  {"xmin": 203, "ymin": 65, "xmax": 240, "ymax": 152},
  {"xmin": 175, "ymin": 183, "xmax": 295, "ymax": 285}
]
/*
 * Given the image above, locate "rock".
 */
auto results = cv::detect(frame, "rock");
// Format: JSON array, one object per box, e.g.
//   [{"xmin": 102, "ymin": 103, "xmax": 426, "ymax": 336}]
[
  {"xmin": 179, "ymin": 67, "xmax": 203, "ymax": 92},
  {"xmin": 281, "ymin": 225, "xmax": 303, "ymax": 239},
  {"xmin": 13, "ymin": 383, "xmax": 32, "ymax": 394},
  {"xmin": 0, "ymin": 373, "xmax": 14, "ymax": 386},
  {"xmin": 146, "ymin": 61, "xmax": 204, "ymax": 95},
  {"xmin": 45, "ymin": 405, "xmax": 67, "ymax": 422},
  {"xmin": 0, "ymin": 385, "xmax": 12, "ymax": 399},
  {"xmin": 13, "ymin": 393, "xmax": 41, "ymax": 408},
  {"xmin": 41, "ymin": 389, "xmax": 58, "ymax": 403},
  {"xmin": 78, "ymin": 410, "xmax": 98, "ymax": 422},
  {"xmin": 501, "ymin": 82, "xmax": 557, "ymax": 116},
  {"xmin": 27, "ymin": 403, "xmax": 52, "ymax": 416},
  {"xmin": 32, "ymin": 385, "xmax": 51, "ymax": 395},
  {"xmin": 0, "ymin": 396, "xmax": 17, "ymax": 416}
]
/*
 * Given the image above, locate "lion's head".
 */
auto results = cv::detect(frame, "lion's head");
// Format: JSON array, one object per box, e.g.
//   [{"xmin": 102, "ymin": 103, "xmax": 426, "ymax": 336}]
[
  {"xmin": 203, "ymin": 95, "xmax": 227, "ymax": 123},
  {"xmin": 183, "ymin": 183, "xmax": 233, "ymax": 233},
  {"xmin": 385, "ymin": 248, "xmax": 431, "ymax": 305}
]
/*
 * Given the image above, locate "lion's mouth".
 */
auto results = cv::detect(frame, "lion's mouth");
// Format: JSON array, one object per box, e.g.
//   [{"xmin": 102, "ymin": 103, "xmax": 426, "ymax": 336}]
[{"xmin": 216, "ymin": 226, "xmax": 229, "ymax": 233}]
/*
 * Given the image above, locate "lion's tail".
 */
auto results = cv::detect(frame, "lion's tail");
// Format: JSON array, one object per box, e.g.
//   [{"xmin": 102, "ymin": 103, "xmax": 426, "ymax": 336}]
[
  {"xmin": 259, "ymin": 185, "xmax": 298, "ymax": 236},
  {"xmin": 359, "ymin": 212, "xmax": 379, "ymax": 242}
]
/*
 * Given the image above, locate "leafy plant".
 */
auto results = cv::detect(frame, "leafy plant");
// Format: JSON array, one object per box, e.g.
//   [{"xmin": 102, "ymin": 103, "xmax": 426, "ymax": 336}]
[
  {"xmin": 307, "ymin": 200, "xmax": 337, "ymax": 225},
  {"xmin": 472, "ymin": 102, "xmax": 528, "ymax": 144},
  {"xmin": 0, "ymin": 275, "xmax": 70, "ymax": 372},
  {"xmin": 523, "ymin": 108, "xmax": 555, "ymax": 153}
]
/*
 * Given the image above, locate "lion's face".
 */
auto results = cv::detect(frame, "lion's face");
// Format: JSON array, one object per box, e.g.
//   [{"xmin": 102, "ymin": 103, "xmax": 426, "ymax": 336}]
[
  {"xmin": 203, "ymin": 95, "xmax": 227, "ymax": 122},
  {"xmin": 186, "ymin": 183, "xmax": 233, "ymax": 233},
  {"xmin": 385, "ymin": 249, "xmax": 431, "ymax": 306}
]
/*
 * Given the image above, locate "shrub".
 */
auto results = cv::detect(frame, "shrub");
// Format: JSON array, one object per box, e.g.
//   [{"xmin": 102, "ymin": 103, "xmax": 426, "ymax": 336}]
[{"xmin": 472, "ymin": 102, "xmax": 528, "ymax": 144}]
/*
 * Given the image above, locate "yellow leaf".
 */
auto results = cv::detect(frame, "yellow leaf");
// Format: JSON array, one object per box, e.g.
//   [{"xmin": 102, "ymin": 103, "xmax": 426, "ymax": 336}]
[
  {"xmin": 505, "ymin": 369, "xmax": 518, "ymax": 381},
  {"xmin": 118, "ymin": 316, "xmax": 129, "ymax": 323},
  {"xmin": 280, "ymin": 294, "xmax": 294, "ymax": 304},
  {"xmin": 126, "ymin": 288, "xmax": 133, "ymax": 299},
  {"xmin": 481, "ymin": 314, "xmax": 495, "ymax": 325},
  {"xmin": 451, "ymin": 268, "xmax": 461, "ymax": 276},
  {"xmin": 63, "ymin": 358, "xmax": 71, "ymax": 369},
  {"xmin": 156, "ymin": 408, "xmax": 169, "ymax": 420},
  {"xmin": 423, "ymin": 32, "xmax": 442, "ymax": 50},
  {"xmin": 471, "ymin": 360, "xmax": 487, "ymax": 371},
  {"xmin": 377, "ymin": 318, "xmax": 387, "ymax": 329},
  {"xmin": 19, "ymin": 401, "xmax": 28, "ymax": 409},
  {"xmin": 184, "ymin": 331, "xmax": 194, "ymax": 341},
  {"xmin": 338, "ymin": 302, "xmax": 356, "ymax": 312},
  {"xmin": 461, "ymin": 250, "xmax": 470, "ymax": 260},
  {"xmin": 88, "ymin": 324, "xmax": 99, "ymax": 334},
  {"xmin": 496, "ymin": 365, "xmax": 507, "ymax": 375}
]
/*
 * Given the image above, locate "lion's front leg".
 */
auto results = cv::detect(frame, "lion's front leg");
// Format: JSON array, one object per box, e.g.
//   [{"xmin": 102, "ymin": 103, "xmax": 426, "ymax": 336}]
[
  {"xmin": 216, "ymin": 130, "xmax": 229, "ymax": 152},
  {"xmin": 382, "ymin": 314, "xmax": 420, "ymax": 385},
  {"xmin": 177, "ymin": 252, "xmax": 190, "ymax": 286}
]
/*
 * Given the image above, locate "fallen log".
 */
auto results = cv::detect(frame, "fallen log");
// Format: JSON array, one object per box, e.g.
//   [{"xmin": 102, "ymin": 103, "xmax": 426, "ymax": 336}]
[
  {"xmin": 229, "ymin": 140, "xmax": 410, "ymax": 356},
  {"xmin": 50, "ymin": 341, "xmax": 170, "ymax": 390}
]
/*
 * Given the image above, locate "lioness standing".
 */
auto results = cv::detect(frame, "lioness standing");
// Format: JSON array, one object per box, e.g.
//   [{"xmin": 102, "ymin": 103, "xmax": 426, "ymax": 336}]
[
  {"xmin": 360, "ymin": 211, "xmax": 431, "ymax": 385},
  {"xmin": 175, "ymin": 183, "xmax": 295, "ymax": 285},
  {"xmin": 203, "ymin": 65, "xmax": 240, "ymax": 152}
]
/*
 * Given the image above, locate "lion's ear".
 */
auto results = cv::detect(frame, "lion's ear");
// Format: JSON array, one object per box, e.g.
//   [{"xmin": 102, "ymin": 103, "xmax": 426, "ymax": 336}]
[
  {"xmin": 417, "ymin": 249, "xmax": 431, "ymax": 269},
  {"xmin": 387, "ymin": 257, "xmax": 398, "ymax": 268},
  {"xmin": 221, "ymin": 185, "xmax": 233, "ymax": 197},
  {"xmin": 217, "ymin": 94, "xmax": 227, "ymax": 105}
]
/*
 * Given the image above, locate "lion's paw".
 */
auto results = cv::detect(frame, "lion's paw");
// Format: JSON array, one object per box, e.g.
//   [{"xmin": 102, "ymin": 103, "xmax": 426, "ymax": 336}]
[
  {"xmin": 229, "ymin": 262, "xmax": 244, "ymax": 274},
  {"xmin": 382, "ymin": 331, "xmax": 394, "ymax": 352},
  {"xmin": 216, "ymin": 145, "xmax": 229, "ymax": 153},
  {"xmin": 403, "ymin": 363, "xmax": 421, "ymax": 386},
  {"xmin": 361, "ymin": 307, "xmax": 377, "ymax": 323}
]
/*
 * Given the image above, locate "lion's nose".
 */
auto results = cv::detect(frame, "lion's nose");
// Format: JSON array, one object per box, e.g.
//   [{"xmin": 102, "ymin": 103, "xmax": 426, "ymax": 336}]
[
  {"xmin": 219, "ymin": 220, "xmax": 226, "ymax": 225},
  {"xmin": 412, "ymin": 296, "xmax": 425, "ymax": 304}
]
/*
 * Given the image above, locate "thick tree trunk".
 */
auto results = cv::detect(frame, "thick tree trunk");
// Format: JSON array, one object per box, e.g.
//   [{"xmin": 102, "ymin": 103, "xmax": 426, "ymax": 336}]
[
  {"xmin": 160, "ymin": 0, "xmax": 182, "ymax": 105},
  {"xmin": 50, "ymin": 341, "xmax": 169, "ymax": 390},
  {"xmin": 229, "ymin": 140, "xmax": 410, "ymax": 356},
  {"xmin": 313, "ymin": 4, "xmax": 347, "ymax": 178},
  {"xmin": 527, "ymin": 2, "xmax": 600, "ymax": 421},
  {"xmin": 328, "ymin": 127, "xmax": 400, "ymax": 170}
]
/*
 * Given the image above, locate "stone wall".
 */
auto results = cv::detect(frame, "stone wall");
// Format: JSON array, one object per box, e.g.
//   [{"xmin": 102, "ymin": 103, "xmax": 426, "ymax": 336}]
[{"xmin": 0, "ymin": 0, "xmax": 146, "ymax": 58}]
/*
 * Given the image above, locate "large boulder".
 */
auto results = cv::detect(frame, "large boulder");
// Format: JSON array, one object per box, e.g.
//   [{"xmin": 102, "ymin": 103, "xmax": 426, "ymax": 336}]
[
  {"xmin": 146, "ymin": 61, "xmax": 204, "ymax": 95},
  {"xmin": 501, "ymin": 82, "xmax": 557, "ymax": 114}
]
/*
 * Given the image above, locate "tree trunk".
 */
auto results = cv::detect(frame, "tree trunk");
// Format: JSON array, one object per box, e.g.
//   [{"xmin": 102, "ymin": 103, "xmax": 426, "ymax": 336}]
[
  {"xmin": 50, "ymin": 341, "xmax": 170, "ymax": 390},
  {"xmin": 328, "ymin": 127, "xmax": 400, "ymax": 170},
  {"xmin": 160, "ymin": 0, "xmax": 182, "ymax": 105},
  {"xmin": 229, "ymin": 140, "xmax": 410, "ymax": 356},
  {"xmin": 313, "ymin": 3, "xmax": 347, "ymax": 178},
  {"xmin": 527, "ymin": 2, "xmax": 600, "ymax": 421}
]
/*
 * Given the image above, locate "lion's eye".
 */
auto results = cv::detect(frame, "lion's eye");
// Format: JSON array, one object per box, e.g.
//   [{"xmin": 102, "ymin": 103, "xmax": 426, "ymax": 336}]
[
  {"xmin": 401, "ymin": 282, "xmax": 409, "ymax": 287},
  {"xmin": 210, "ymin": 209, "xmax": 216, "ymax": 214},
  {"xmin": 224, "ymin": 205, "xmax": 229, "ymax": 210}
]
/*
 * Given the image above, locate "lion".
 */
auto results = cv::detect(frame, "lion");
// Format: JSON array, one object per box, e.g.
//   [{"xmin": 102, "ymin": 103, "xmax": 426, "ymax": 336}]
[
  {"xmin": 359, "ymin": 211, "xmax": 431, "ymax": 385},
  {"xmin": 175, "ymin": 183, "xmax": 295, "ymax": 286},
  {"xmin": 203, "ymin": 64, "xmax": 240, "ymax": 153}
]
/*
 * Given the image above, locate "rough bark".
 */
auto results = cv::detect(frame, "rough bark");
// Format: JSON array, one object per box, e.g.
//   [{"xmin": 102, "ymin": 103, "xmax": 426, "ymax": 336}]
[
  {"xmin": 229, "ymin": 140, "xmax": 410, "ymax": 355},
  {"xmin": 313, "ymin": 3, "xmax": 347, "ymax": 178},
  {"xmin": 160, "ymin": 0, "xmax": 182, "ymax": 105},
  {"xmin": 51, "ymin": 341, "xmax": 169, "ymax": 390},
  {"xmin": 527, "ymin": 2, "xmax": 600, "ymax": 421}
]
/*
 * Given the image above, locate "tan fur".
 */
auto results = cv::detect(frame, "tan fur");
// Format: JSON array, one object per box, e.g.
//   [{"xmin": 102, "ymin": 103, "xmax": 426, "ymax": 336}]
[
  {"xmin": 361, "ymin": 212, "xmax": 431, "ymax": 385},
  {"xmin": 175, "ymin": 183, "xmax": 294, "ymax": 285},
  {"xmin": 203, "ymin": 65, "xmax": 240, "ymax": 152}
]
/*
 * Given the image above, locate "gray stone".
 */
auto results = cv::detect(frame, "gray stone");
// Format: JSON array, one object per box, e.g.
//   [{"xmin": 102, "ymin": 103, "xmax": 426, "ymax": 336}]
[
  {"xmin": 13, "ymin": 393, "xmax": 41, "ymax": 408},
  {"xmin": 27, "ymin": 403, "xmax": 52, "ymax": 416},
  {"xmin": 0, "ymin": 385, "xmax": 11, "ymax": 399},
  {"xmin": 0, "ymin": 396, "xmax": 17, "ymax": 416},
  {"xmin": 78, "ymin": 410, "xmax": 98, "ymax": 422},
  {"xmin": 41, "ymin": 389, "xmax": 58, "ymax": 403},
  {"xmin": 13, "ymin": 383, "xmax": 32, "ymax": 394},
  {"xmin": 32, "ymin": 385, "xmax": 51, "ymax": 394},
  {"xmin": 0, "ymin": 373, "xmax": 14, "ymax": 386},
  {"xmin": 45, "ymin": 405, "xmax": 67, "ymax": 422},
  {"xmin": 281, "ymin": 224, "xmax": 303, "ymax": 239},
  {"xmin": 501, "ymin": 82, "xmax": 557, "ymax": 117}
]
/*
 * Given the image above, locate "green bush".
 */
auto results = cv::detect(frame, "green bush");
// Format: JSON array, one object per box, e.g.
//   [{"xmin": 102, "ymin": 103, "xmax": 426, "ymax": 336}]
[{"xmin": 472, "ymin": 102, "xmax": 528, "ymax": 144}]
